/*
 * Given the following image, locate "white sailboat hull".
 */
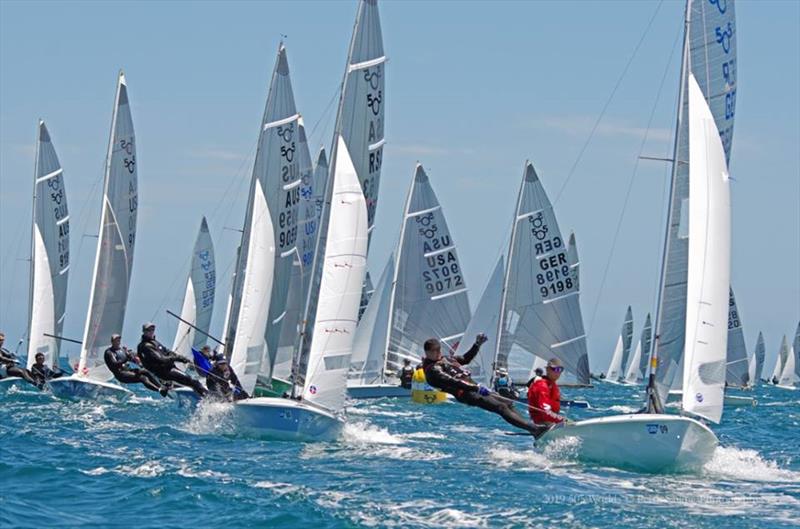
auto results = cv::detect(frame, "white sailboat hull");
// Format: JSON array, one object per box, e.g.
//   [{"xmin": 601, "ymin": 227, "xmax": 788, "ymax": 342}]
[
  {"xmin": 48, "ymin": 375, "xmax": 132, "ymax": 401},
  {"xmin": 173, "ymin": 386, "xmax": 202, "ymax": 407},
  {"xmin": 347, "ymin": 383, "xmax": 410, "ymax": 399},
  {"xmin": 775, "ymin": 384, "xmax": 798, "ymax": 391},
  {"xmin": 538, "ymin": 413, "xmax": 717, "ymax": 472},
  {"xmin": 233, "ymin": 397, "xmax": 344, "ymax": 441}
]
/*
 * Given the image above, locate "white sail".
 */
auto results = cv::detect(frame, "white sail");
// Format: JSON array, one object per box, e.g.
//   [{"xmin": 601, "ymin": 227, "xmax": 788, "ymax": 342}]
[
  {"xmin": 349, "ymin": 256, "xmax": 394, "ymax": 384},
  {"xmin": 462, "ymin": 257, "xmax": 505, "ymax": 385},
  {"xmin": 725, "ymin": 287, "xmax": 749, "ymax": 387},
  {"xmin": 778, "ymin": 341, "xmax": 796, "ymax": 387},
  {"xmin": 624, "ymin": 313, "xmax": 652, "ymax": 384},
  {"xmin": 748, "ymin": 331, "xmax": 765, "ymax": 384},
  {"xmin": 172, "ymin": 217, "xmax": 216, "ymax": 359},
  {"xmin": 496, "ymin": 163, "xmax": 590, "ymax": 384},
  {"xmin": 301, "ymin": 136, "xmax": 368, "ymax": 411},
  {"xmin": 793, "ymin": 322, "xmax": 800, "ymax": 380},
  {"xmin": 79, "ymin": 72, "xmax": 138, "ymax": 381},
  {"xmin": 228, "ymin": 184, "xmax": 275, "ymax": 395},
  {"xmin": 26, "ymin": 121, "xmax": 70, "ymax": 369},
  {"xmin": 606, "ymin": 306, "xmax": 634, "ymax": 381},
  {"xmin": 681, "ymin": 73, "xmax": 731, "ymax": 424},
  {"xmin": 653, "ymin": 0, "xmax": 737, "ymax": 404},
  {"xmin": 771, "ymin": 336, "xmax": 788, "ymax": 382}
]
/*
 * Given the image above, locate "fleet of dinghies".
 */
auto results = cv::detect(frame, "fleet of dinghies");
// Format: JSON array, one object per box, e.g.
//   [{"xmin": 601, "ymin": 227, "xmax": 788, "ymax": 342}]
[{"xmin": 3, "ymin": 0, "xmax": 799, "ymax": 472}]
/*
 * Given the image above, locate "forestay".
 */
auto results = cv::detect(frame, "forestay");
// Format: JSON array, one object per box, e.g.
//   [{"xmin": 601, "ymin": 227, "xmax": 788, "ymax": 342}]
[
  {"xmin": 681, "ymin": 73, "xmax": 731, "ymax": 423},
  {"xmin": 26, "ymin": 121, "xmax": 70, "ymax": 370},
  {"xmin": 606, "ymin": 307, "xmax": 634, "ymax": 381},
  {"xmin": 725, "ymin": 287, "xmax": 749, "ymax": 387},
  {"xmin": 172, "ymin": 217, "xmax": 215, "ymax": 360},
  {"xmin": 80, "ymin": 72, "xmax": 138, "ymax": 381},
  {"xmin": 497, "ymin": 163, "xmax": 590, "ymax": 385},
  {"xmin": 462, "ymin": 257, "xmax": 505, "ymax": 385},
  {"xmin": 624, "ymin": 313, "xmax": 652, "ymax": 384},
  {"xmin": 653, "ymin": 0, "xmax": 737, "ymax": 405},
  {"xmin": 300, "ymin": 136, "xmax": 368, "ymax": 411}
]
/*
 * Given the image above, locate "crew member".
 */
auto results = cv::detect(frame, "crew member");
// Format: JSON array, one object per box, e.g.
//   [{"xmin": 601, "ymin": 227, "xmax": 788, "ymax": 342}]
[
  {"xmin": 29, "ymin": 352, "xmax": 64, "ymax": 389},
  {"xmin": 104, "ymin": 334, "xmax": 169, "ymax": 396},
  {"xmin": 399, "ymin": 359, "xmax": 414, "ymax": 389},
  {"xmin": 206, "ymin": 357, "xmax": 248, "ymax": 401},
  {"xmin": 137, "ymin": 323, "xmax": 207, "ymax": 397},
  {"xmin": 422, "ymin": 334, "xmax": 548, "ymax": 437},
  {"xmin": 0, "ymin": 332, "xmax": 37, "ymax": 386},
  {"xmin": 493, "ymin": 368, "xmax": 518, "ymax": 400},
  {"xmin": 527, "ymin": 358, "xmax": 565, "ymax": 425}
]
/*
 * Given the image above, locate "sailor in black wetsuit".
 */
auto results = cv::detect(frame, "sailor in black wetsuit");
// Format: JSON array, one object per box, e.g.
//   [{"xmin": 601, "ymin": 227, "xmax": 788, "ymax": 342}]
[
  {"xmin": 399, "ymin": 359, "xmax": 414, "ymax": 389},
  {"xmin": 137, "ymin": 323, "xmax": 207, "ymax": 397},
  {"xmin": 29, "ymin": 352, "xmax": 64, "ymax": 389},
  {"xmin": 206, "ymin": 357, "xmax": 248, "ymax": 401},
  {"xmin": 422, "ymin": 334, "xmax": 548, "ymax": 437},
  {"xmin": 104, "ymin": 334, "xmax": 169, "ymax": 396},
  {"xmin": 0, "ymin": 332, "xmax": 37, "ymax": 386}
]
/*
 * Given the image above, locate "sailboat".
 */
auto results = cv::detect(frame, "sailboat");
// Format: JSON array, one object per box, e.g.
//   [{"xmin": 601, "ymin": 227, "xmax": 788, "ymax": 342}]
[
  {"xmin": 172, "ymin": 217, "xmax": 216, "ymax": 360},
  {"xmin": 719, "ymin": 287, "xmax": 757, "ymax": 405},
  {"xmin": 769, "ymin": 335, "xmax": 789, "ymax": 385},
  {"xmin": 50, "ymin": 72, "xmax": 138, "ymax": 400},
  {"xmin": 0, "ymin": 121, "xmax": 70, "ymax": 393},
  {"xmin": 623, "ymin": 314, "xmax": 652, "ymax": 385},
  {"xmin": 348, "ymin": 165, "xmax": 471, "ymax": 398},
  {"xmin": 234, "ymin": 135, "xmax": 367, "ymax": 440},
  {"xmin": 541, "ymin": 67, "xmax": 732, "ymax": 471},
  {"xmin": 602, "ymin": 307, "xmax": 634, "ymax": 384},
  {"xmin": 775, "ymin": 336, "xmax": 797, "ymax": 390},
  {"xmin": 747, "ymin": 331, "xmax": 765, "ymax": 385},
  {"xmin": 466, "ymin": 163, "xmax": 590, "ymax": 393}
]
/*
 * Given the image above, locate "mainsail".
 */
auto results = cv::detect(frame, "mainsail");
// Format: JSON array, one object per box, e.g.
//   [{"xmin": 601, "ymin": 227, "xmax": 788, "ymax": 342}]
[
  {"xmin": 26, "ymin": 121, "xmax": 70, "ymax": 369},
  {"xmin": 652, "ymin": 0, "xmax": 737, "ymax": 405},
  {"xmin": 777, "ymin": 338, "xmax": 796, "ymax": 387},
  {"xmin": 172, "ymin": 217, "xmax": 216, "ymax": 359},
  {"xmin": 495, "ymin": 163, "xmax": 590, "ymax": 384},
  {"xmin": 567, "ymin": 232, "xmax": 579, "ymax": 289},
  {"xmin": 725, "ymin": 287, "xmax": 749, "ymax": 387},
  {"xmin": 605, "ymin": 306, "xmax": 634, "ymax": 381},
  {"xmin": 793, "ymin": 322, "xmax": 800, "ymax": 379},
  {"xmin": 624, "ymin": 313, "xmax": 652, "ymax": 384},
  {"xmin": 299, "ymin": 136, "xmax": 368, "ymax": 411},
  {"xmin": 680, "ymin": 73, "xmax": 731, "ymax": 423},
  {"xmin": 79, "ymin": 72, "xmax": 138, "ymax": 381},
  {"xmin": 748, "ymin": 331, "xmax": 765, "ymax": 383}
]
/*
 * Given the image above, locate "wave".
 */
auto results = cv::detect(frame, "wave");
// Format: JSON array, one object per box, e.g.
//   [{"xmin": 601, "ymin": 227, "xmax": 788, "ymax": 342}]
[{"xmin": 704, "ymin": 446, "xmax": 800, "ymax": 483}]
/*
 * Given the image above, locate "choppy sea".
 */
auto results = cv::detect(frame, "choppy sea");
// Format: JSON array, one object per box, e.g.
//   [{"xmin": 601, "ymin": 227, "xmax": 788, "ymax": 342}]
[{"xmin": 1, "ymin": 381, "xmax": 798, "ymax": 528}]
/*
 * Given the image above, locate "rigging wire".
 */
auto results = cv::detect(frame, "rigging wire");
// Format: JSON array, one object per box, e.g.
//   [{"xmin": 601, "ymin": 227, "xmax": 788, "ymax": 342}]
[
  {"xmin": 552, "ymin": 0, "xmax": 665, "ymax": 206},
  {"xmin": 585, "ymin": 24, "xmax": 683, "ymax": 337}
]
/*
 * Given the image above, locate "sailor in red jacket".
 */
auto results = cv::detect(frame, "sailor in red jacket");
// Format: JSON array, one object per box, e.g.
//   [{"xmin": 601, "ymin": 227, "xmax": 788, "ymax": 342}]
[{"xmin": 527, "ymin": 358, "xmax": 565, "ymax": 424}]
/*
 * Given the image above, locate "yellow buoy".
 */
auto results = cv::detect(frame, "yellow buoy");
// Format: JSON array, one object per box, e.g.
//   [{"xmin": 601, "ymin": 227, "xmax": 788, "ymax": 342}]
[{"xmin": 411, "ymin": 367, "xmax": 448, "ymax": 404}]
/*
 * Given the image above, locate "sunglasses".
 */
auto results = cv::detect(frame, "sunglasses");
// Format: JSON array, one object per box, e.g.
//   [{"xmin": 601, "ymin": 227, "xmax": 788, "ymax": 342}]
[{"xmin": 547, "ymin": 366, "xmax": 564, "ymax": 373}]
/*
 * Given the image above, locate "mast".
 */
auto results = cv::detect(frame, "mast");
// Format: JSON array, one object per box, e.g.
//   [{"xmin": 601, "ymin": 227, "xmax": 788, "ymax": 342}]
[
  {"xmin": 378, "ymin": 167, "xmax": 416, "ymax": 383},
  {"xmin": 646, "ymin": 2, "xmax": 691, "ymax": 413},
  {"xmin": 490, "ymin": 162, "xmax": 529, "ymax": 386},
  {"xmin": 26, "ymin": 122, "xmax": 41, "ymax": 363}
]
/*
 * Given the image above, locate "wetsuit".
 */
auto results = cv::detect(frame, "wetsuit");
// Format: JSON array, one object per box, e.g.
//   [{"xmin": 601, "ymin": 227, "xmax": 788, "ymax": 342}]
[
  {"xmin": 137, "ymin": 336, "xmax": 207, "ymax": 396},
  {"xmin": 423, "ymin": 341, "xmax": 547, "ymax": 437},
  {"xmin": 399, "ymin": 366, "xmax": 414, "ymax": 389},
  {"xmin": 104, "ymin": 346, "xmax": 164, "ymax": 393},
  {"xmin": 29, "ymin": 363, "xmax": 64, "ymax": 389},
  {"xmin": 527, "ymin": 376, "xmax": 563, "ymax": 424},
  {"xmin": 206, "ymin": 364, "xmax": 248, "ymax": 401},
  {"xmin": 494, "ymin": 375, "xmax": 519, "ymax": 400},
  {"xmin": 0, "ymin": 348, "xmax": 37, "ymax": 385}
]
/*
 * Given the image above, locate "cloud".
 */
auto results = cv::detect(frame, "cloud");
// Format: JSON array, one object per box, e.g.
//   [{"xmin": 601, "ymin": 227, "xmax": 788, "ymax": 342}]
[{"xmin": 533, "ymin": 115, "xmax": 673, "ymax": 143}]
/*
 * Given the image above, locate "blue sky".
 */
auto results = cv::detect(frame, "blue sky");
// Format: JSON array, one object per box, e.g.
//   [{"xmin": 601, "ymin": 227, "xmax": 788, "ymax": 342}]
[{"xmin": 1, "ymin": 0, "xmax": 798, "ymax": 373}]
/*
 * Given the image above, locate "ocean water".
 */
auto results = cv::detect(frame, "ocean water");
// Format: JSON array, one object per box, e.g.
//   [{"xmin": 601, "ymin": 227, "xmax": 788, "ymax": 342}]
[{"xmin": 1, "ymin": 382, "xmax": 798, "ymax": 528}]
